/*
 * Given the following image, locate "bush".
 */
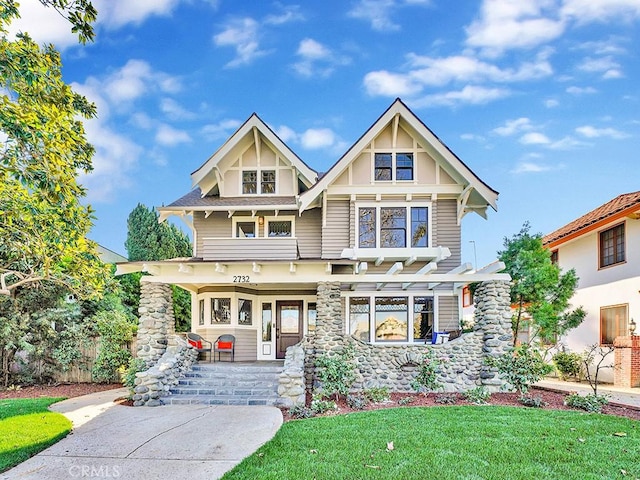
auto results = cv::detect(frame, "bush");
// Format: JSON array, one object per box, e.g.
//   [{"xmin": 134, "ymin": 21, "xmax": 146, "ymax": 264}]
[
  {"xmin": 121, "ymin": 357, "xmax": 147, "ymax": 392},
  {"xmin": 463, "ymin": 386, "xmax": 491, "ymax": 405},
  {"xmin": 310, "ymin": 397, "xmax": 337, "ymax": 414},
  {"xmin": 397, "ymin": 396, "xmax": 416, "ymax": 406},
  {"xmin": 364, "ymin": 386, "xmax": 390, "ymax": 403},
  {"xmin": 289, "ymin": 404, "xmax": 315, "ymax": 419},
  {"xmin": 485, "ymin": 344, "xmax": 553, "ymax": 395},
  {"xmin": 519, "ymin": 395, "xmax": 547, "ymax": 408},
  {"xmin": 552, "ymin": 351, "xmax": 583, "ymax": 380},
  {"xmin": 91, "ymin": 311, "xmax": 135, "ymax": 383},
  {"xmin": 410, "ymin": 350, "xmax": 441, "ymax": 393},
  {"xmin": 346, "ymin": 394, "xmax": 368, "ymax": 410},
  {"xmin": 434, "ymin": 393, "xmax": 458, "ymax": 404},
  {"xmin": 565, "ymin": 393, "xmax": 609, "ymax": 413},
  {"xmin": 315, "ymin": 345, "xmax": 356, "ymax": 400}
]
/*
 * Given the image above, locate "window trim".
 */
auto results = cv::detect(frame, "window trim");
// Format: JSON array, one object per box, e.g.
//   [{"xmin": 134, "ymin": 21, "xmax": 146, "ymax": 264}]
[
  {"xmin": 598, "ymin": 222, "xmax": 626, "ymax": 269},
  {"xmin": 373, "ymin": 152, "xmax": 414, "ymax": 182},
  {"xmin": 264, "ymin": 215, "xmax": 296, "ymax": 238},
  {"xmin": 356, "ymin": 202, "xmax": 432, "ymax": 249},
  {"xmin": 241, "ymin": 169, "xmax": 277, "ymax": 195},
  {"xmin": 232, "ymin": 217, "xmax": 259, "ymax": 238},
  {"xmin": 600, "ymin": 303, "xmax": 628, "ymax": 345}
]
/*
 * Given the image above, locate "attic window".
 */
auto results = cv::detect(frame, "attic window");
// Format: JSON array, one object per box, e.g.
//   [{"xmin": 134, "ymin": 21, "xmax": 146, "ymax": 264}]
[
  {"xmin": 375, "ymin": 153, "xmax": 413, "ymax": 181},
  {"xmin": 243, "ymin": 171, "xmax": 257, "ymax": 194},
  {"xmin": 261, "ymin": 170, "xmax": 275, "ymax": 194}
]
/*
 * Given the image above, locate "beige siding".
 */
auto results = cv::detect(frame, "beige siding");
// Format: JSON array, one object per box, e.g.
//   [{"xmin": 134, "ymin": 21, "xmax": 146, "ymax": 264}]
[
  {"xmin": 194, "ymin": 211, "xmax": 231, "ymax": 256},
  {"xmin": 438, "ymin": 296, "xmax": 459, "ymax": 332},
  {"xmin": 202, "ymin": 238, "xmax": 297, "ymax": 260},
  {"xmin": 434, "ymin": 199, "xmax": 461, "ymax": 272},
  {"xmin": 351, "ymin": 153, "xmax": 371, "ymax": 185},
  {"xmin": 194, "ymin": 328, "xmax": 257, "ymax": 361},
  {"xmin": 297, "ymin": 208, "xmax": 322, "ymax": 258},
  {"xmin": 322, "ymin": 199, "xmax": 351, "ymax": 259}
]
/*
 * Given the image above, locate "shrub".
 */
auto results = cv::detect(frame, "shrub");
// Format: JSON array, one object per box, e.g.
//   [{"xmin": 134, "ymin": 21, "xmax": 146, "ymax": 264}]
[
  {"xmin": 346, "ymin": 394, "xmax": 368, "ymax": 410},
  {"xmin": 364, "ymin": 386, "xmax": 390, "ymax": 403},
  {"xmin": 485, "ymin": 344, "xmax": 553, "ymax": 395},
  {"xmin": 463, "ymin": 386, "xmax": 490, "ymax": 405},
  {"xmin": 121, "ymin": 357, "xmax": 147, "ymax": 392},
  {"xmin": 410, "ymin": 350, "xmax": 441, "ymax": 393},
  {"xmin": 519, "ymin": 395, "xmax": 547, "ymax": 408},
  {"xmin": 310, "ymin": 397, "xmax": 337, "ymax": 414},
  {"xmin": 565, "ymin": 393, "xmax": 609, "ymax": 413},
  {"xmin": 91, "ymin": 311, "xmax": 135, "ymax": 383},
  {"xmin": 315, "ymin": 344, "xmax": 356, "ymax": 400},
  {"xmin": 397, "ymin": 396, "xmax": 415, "ymax": 406},
  {"xmin": 434, "ymin": 393, "xmax": 458, "ymax": 404},
  {"xmin": 552, "ymin": 351, "xmax": 583, "ymax": 380},
  {"xmin": 289, "ymin": 404, "xmax": 315, "ymax": 419}
]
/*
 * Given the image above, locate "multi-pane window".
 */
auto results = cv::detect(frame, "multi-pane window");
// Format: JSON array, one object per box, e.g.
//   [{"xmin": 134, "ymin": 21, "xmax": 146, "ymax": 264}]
[
  {"xmin": 236, "ymin": 222, "xmax": 255, "ymax": 238},
  {"xmin": 268, "ymin": 220, "xmax": 292, "ymax": 237},
  {"xmin": 211, "ymin": 298, "xmax": 231, "ymax": 324},
  {"xmin": 380, "ymin": 208, "xmax": 406, "ymax": 247},
  {"xmin": 374, "ymin": 153, "xmax": 413, "ymax": 181},
  {"xmin": 375, "ymin": 297, "xmax": 408, "ymax": 341},
  {"xmin": 359, "ymin": 208, "xmax": 376, "ymax": 248},
  {"xmin": 238, "ymin": 299, "xmax": 252, "ymax": 325},
  {"xmin": 350, "ymin": 297, "xmax": 370, "ymax": 342},
  {"xmin": 413, "ymin": 297, "xmax": 434, "ymax": 342},
  {"xmin": 600, "ymin": 223, "xmax": 625, "ymax": 268},
  {"xmin": 242, "ymin": 171, "xmax": 257, "ymax": 194},
  {"xmin": 600, "ymin": 304, "xmax": 628, "ymax": 345},
  {"xmin": 358, "ymin": 205, "xmax": 429, "ymax": 248},
  {"xmin": 261, "ymin": 170, "xmax": 276, "ymax": 194},
  {"xmin": 411, "ymin": 207, "xmax": 428, "ymax": 247}
]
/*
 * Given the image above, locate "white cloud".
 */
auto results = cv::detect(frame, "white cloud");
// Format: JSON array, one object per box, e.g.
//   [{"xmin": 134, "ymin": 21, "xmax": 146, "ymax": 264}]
[
  {"xmin": 493, "ymin": 117, "xmax": 534, "ymax": 136},
  {"xmin": 292, "ymin": 38, "xmax": 350, "ymax": 78},
  {"xmin": 363, "ymin": 70, "xmax": 423, "ymax": 96},
  {"xmin": 519, "ymin": 132, "xmax": 551, "ymax": 145},
  {"xmin": 297, "ymin": 38, "xmax": 331, "ymax": 60},
  {"xmin": 578, "ymin": 56, "xmax": 623, "ymax": 79},
  {"xmin": 548, "ymin": 136, "xmax": 590, "ymax": 150},
  {"xmin": 300, "ymin": 128, "xmax": 336, "ymax": 149},
  {"xmin": 544, "ymin": 98, "xmax": 559, "ymax": 108},
  {"xmin": 274, "ymin": 125, "xmax": 298, "ymax": 144},
  {"xmin": 575, "ymin": 125, "xmax": 629, "ymax": 139},
  {"xmin": 7, "ymin": 0, "xmax": 80, "ymax": 49},
  {"xmin": 93, "ymin": 0, "xmax": 181, "ymax": 29},
  {"xmin": 160, "ymin": 98, "xmax": 196, "ymax": 120},
  {"xmin": 102, "ymin": 60, "xmax": 182, "ymax": 104},
  {"xmin": 200, "ymin": 119, "xmax": 242, "ymax": 141},
  {"xmin": 561, "ymin": 0, "xmax": 640, "ymax": 24},
  {"xmin": 566, "ymin": 86, "xmax": 597, "ymax": 95},
  {"xmin": 413, "ymin": 85, "xmax": 511, "ymax": 108},
  {"xmin": 348, "ymin": 0, "xmax": 431, "ymax": 32},
  {"xmin": 155, "ymin": 124, "xmax": 191, "ymax": 147},
  {"xmin": 213, "ymin": 17, "xmax": 269, "ymax": 68},
  {"xmin": 460, "ymin": 133, "xmax": 486, "ymax": 142},
  {"xmin": 264, "ymin": 4, "xmax": 305, "ymax": 25},
  {"xmin": 511, "ymin": 161, "xmax": 553, "ymax": 173}
]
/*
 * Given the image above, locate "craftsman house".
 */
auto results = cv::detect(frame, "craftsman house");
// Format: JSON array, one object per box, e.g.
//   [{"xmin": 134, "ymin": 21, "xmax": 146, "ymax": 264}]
[
  {"xmin": 544, "ymin": 192, "xmax": 640, "ymax": 384},
  {"xmin": 118, "ymin": 99, "xmax": 510, "ymax": 366}
]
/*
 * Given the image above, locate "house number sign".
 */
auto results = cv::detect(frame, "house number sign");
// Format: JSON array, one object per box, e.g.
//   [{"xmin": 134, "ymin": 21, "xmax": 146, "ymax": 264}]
[{"xmin": 233, "ymin": 275, "xmax": 250, "ymax": 283}]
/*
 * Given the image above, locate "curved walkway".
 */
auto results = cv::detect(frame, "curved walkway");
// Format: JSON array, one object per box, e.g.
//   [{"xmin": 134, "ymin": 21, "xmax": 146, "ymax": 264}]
[{"xmin": 1, "ymin": 388, "xmax": 283, "ymax": 480}]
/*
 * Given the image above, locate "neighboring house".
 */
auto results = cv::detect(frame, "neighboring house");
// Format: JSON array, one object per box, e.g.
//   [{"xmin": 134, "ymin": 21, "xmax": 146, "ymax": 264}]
[
  {"xmin": 118, "ymin": 99, "xmax": 509, "ymax": 362},
  {"xmin": 96, "ymin": 244, "xmax": 127, "ymax": 264},
  {"xmin": 543, "ymin": 192, "xmax": 640, "ymax": 382}
]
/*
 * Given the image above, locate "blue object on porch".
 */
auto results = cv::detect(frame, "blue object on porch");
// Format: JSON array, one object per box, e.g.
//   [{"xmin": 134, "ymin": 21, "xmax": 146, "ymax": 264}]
[
  {"xmin": 187, "ymin": 332, "xmax": 212, "ymax": 362},
  {"xmin": 214, "ymin": 334, "xmax": 235, "ymax": 362},
  {"xmin": 432, "ymin": 331, "xmax": 450, "ymax": 344}
]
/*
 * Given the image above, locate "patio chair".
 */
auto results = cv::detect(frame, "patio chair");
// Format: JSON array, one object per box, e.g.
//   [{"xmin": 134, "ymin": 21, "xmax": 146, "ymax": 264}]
[
  {"xmin": 214, "ymin": 334, "xmax": 235, "ymax": 362},
  {"xmin": 187, "ymin": 332, "xmax": 212, "ymax": 362}
]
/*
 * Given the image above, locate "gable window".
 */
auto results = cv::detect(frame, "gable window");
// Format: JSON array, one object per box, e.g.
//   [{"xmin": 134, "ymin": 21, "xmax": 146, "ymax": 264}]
[
  {"xmin": 261, "ymin": 170, "xmax": 276, "ymax": 194},
  {"xmin": 599, "ymin": 223, "xmax": 625, "ymax": 268},
  {"xmin": 374, "ymin": 153, "xmax": 413, "ymax": 181},
  {"xmin": 242, "ymin": 171, "xmax": 257, "ymax": 194},
  {"xmin": 268, "ymin": 220, "xmax": 292, "ymax": 237},
  {"xmin": 358, "ymin": 204, "xmax": 430, "ymax": 249},
  {"xmin": 600, "ymin": 304, "xmax": 628, "ymax": 345}
]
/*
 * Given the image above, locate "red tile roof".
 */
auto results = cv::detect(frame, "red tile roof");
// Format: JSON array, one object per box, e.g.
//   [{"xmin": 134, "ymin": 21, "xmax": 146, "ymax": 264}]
[{"xmin": 543, "ymin": 191, "xmax": 640, "ymax": 247}]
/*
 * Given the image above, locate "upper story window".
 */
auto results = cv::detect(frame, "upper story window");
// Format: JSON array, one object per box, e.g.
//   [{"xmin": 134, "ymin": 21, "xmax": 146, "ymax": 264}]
[
  {"xmin": 236, "ymin": 221, "xmax": 256, "ymax": 238},
  {"xmin": 358, "ymin": 204, "xmax": 429, "ymax": 249},
  {"xmin": 599, "ymin": 223, "xmax": 625, "ymax": 268},
  {"xmin": 374, "ymin": 153, "xmax": 413, "ymax": 181},
  {"xmin": 550, "ymin": 249, "xmax": 558, "ymax": 265},
  {"xmin": 266, "ymin": 217, "xmax": 294, "ymax": 237},
  {"xmin": 242, "ymin": 170, "xmax": 276, "ymax": 194}
]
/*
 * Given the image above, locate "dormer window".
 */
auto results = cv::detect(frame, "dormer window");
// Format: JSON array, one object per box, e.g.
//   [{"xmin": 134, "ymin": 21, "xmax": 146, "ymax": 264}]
[
  {"xmin": 375, "ymin": 153, "xmax": 413, "ymax": 181},
  {"xmin": 242, "ymin": 170, "xmax": 276, "ymax": 194}
]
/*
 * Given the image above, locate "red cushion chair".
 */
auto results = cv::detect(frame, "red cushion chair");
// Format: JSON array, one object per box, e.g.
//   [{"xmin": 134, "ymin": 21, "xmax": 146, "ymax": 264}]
[
  {"xmin": 214, "ymin": 335, "xmax": 235, "ymax": 362},
  {"xmin": 186, "ymin": 333, "xmax": 212, "ymax": 362}
]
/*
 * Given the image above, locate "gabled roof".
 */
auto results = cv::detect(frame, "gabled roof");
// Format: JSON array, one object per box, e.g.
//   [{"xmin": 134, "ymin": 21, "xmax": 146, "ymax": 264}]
[
  {"xmin": 544, "ymin": 191, "xmax": 640, "ymax": 248},
  {"xmin": 191, "ymin": 113, "xmax": 317, "ymax": 196},
  {"xmin": 298, "ymin": 98, "xmax": 499, "ymax": 213}
]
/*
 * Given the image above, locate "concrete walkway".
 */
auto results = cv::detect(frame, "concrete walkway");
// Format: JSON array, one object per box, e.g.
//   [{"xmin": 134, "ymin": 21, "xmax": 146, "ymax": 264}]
[
  {"xmin": 2, "ymin": 388, "xmax": 283, "ymax": 480},
  {"xmin": 535, "ymin": 379, "xmax": 640, "ymax": 409}
]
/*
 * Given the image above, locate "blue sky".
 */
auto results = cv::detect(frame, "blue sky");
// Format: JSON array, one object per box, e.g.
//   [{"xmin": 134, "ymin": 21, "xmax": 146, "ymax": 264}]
[{"xmin": 10, "ymin": 0, "xmax": 640, "ymax": 267}]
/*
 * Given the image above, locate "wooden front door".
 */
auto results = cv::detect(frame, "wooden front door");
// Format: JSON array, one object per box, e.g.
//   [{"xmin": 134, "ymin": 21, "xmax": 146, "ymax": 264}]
[{"xmin": 276, "ymin": 300, "xmax": 304, "ymax": 359}]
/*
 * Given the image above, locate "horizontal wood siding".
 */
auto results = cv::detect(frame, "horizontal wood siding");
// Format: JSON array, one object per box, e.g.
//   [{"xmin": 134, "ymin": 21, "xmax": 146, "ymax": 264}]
[
  {"xmin": 194, "ymin": 211, "xmax": 231, "ymax": 257},
  {"xmin": 297, "ymin": 208, "xmax": 322, "ymax": 258},
  {"xmin": 437, "ymin": 296, "xmax": 459, "ymax": 332},
  {"xmin": 435, "ymin": 199, "xmax": 461, "ymax": 272},
  {"xmin": 322, "ymin": 199, "xmax": 350, "ymax": 259},
  {"xmin": 202, "ymin": 237, "xmax": 297, "ymax": 260},
  {"xmin": 194, "ymin": 328, "xmax": 257, "ymax": 361}
]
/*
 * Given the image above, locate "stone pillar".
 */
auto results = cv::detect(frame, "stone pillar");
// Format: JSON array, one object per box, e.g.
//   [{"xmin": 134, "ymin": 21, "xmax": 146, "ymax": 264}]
[
  {"xmin": 614, "ymin": 336, "xmax": 633, "ymax": 388},
  {"xmin": 314, "ymin": 281, "xmax": 344, "ymax": 353},
  {"xmin": 474, "ymin": 280, "xmax": 513, "ymax": 392},
  {"xmin": 137, "ymin": 282, "xmax": 175, "ymax": 368}
]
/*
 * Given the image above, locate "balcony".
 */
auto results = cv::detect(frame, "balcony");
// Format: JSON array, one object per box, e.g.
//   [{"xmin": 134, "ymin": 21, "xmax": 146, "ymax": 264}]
[{"xmin": 201, "ymin": 237, "xmax": 298, "ymax": 261}]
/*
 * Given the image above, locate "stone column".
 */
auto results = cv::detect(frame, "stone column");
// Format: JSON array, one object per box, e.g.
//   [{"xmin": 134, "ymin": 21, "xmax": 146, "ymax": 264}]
[
  {"xmin": 137, "ymin": 282, "xmax": 175, "ymax": 368},
  {"xmin": 614, "ymin": 336, "xmax": 633, "ymax": 388},
  {"xmin": 314, "ymin": 281, "xmax": 344, "ymax": 353},
  {"xmin": 474, "ymin": 280, "xmax": 513, "ymax": 391}
]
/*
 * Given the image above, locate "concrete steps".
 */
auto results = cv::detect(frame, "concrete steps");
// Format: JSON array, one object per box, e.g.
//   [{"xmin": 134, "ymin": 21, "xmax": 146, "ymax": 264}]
[{"xmin": 167, "ymin": 361, "xmax": 284, "ymax": 406}]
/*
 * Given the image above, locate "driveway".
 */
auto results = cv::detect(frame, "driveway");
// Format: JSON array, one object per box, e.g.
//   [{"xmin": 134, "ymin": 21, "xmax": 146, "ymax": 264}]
[{"xmin": 1, "ymin": 388, "xmax": 283, "ymax": 480}]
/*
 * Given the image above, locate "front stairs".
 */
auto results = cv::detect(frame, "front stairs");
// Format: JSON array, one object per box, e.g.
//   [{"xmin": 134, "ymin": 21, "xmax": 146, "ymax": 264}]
[{"xmin": 167, "ymin": 361, "xmax": 284, "ymax": 406}]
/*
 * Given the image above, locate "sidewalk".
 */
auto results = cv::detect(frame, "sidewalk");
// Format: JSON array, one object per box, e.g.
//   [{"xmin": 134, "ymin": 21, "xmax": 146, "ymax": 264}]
[
  {"xmin": 535, "ymin": 379, "xmax": 640, "ymax": 409},
  {"xmin": 2, "ymin": 388, "xmax": 283, "ymax": 480}
]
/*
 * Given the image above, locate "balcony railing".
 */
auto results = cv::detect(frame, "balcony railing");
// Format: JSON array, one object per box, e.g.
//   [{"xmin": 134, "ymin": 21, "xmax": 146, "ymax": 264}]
[{"xmin": 201, "ymin": 237, "xmax": 298, "ymax": 261}]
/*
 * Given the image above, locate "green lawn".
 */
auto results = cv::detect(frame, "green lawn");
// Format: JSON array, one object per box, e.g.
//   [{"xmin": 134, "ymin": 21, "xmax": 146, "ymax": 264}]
[
  {"xmin": 0, "ymin": 397, "xmax": 71, "ymax": 473},
  {"xmin": 223, "ymin": 406, "xmax": 639, "ymax": 480}
]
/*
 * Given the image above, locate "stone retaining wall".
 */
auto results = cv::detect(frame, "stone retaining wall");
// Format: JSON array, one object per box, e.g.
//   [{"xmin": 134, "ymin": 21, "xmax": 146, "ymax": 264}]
[{"xmin": 277, "ymin": 344, "xmax": 306, "ymax": 407}]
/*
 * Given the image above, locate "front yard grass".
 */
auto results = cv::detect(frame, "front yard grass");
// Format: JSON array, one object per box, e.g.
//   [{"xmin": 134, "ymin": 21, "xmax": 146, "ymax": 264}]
[
  {"xmin": 0, "ymin": 397, "xmax": 71, "ymax": 472},
  {"xmin": 224, "ymin": 406, "xmax": 639, "ymax": 480}
]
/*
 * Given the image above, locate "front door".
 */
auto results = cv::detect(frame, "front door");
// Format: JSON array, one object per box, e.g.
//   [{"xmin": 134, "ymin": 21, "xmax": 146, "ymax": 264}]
[{"xmin": 276, "ymin": 300, "xmax": 303, "ymax": 359}]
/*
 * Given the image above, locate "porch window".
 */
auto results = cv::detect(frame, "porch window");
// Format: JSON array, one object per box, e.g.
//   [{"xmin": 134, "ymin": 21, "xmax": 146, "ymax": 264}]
[
  {"xmin": 261, "ymin": 170, "xmax": 276, "ymax": 194},
  {"xmin": 307, "ymin": 302, "xmax": 317, "ymax": 333},
  {"xmin": 262, "ymin": 303, "xmax": 272, "ymax": 341},
  {"xmin": 380, "ymin": 208, "xmax": 406, "ymax": 248},
  {"xmin": 268, "ymin": 220, "xmax": 292, "ymax": 237},
  {"xmin": 211, "ymin": 298, "xmax": 231, "ymax": 324},
  {"xmin": 600, "ymin": 304, "xmax": 628, "ymax": 345},
  {"xmin": 413, "ymin": 297, "xmax": 433, "ymax": 342},
  {"xmin": 359, "ymin": 208, "xmax": 376, "ymax": 248},
  {"xmin": 199, "ymin": 299, "xmax": 205, "ymax": 326},
  {"xmin": 350, "ymin": 297, "xmax": 370, "ymax": 342},
  {"xmin": 236, "ymin": 221, "xmax": 256, "ymax": 238},
  {"xmin": 599, "ymin": 223, "xmax": 625, "ymax": 268},
  {"xmin": 375, "ymin": 297, "xmax": 408, "ymax": 341},
  {"xmin": 238, "ymin": 298, "xmax": 252, "ymax": 325},
  {"xmin": 242, "ymin": 171, "xmax": 257, "ymax": 194}
]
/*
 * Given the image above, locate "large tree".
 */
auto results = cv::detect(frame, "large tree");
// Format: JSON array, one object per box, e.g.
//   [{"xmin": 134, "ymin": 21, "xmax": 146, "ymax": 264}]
[
  {"xmin": 122, "ymin": 204, "xmax": 192, "ymax": 331},
  {"xmin": 0, "ymin": 0, "xmax": 108, "ymax": 297},
  {"xmin": 499, "ymin": 222, "xmax": 585, "ymax": 347}
]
